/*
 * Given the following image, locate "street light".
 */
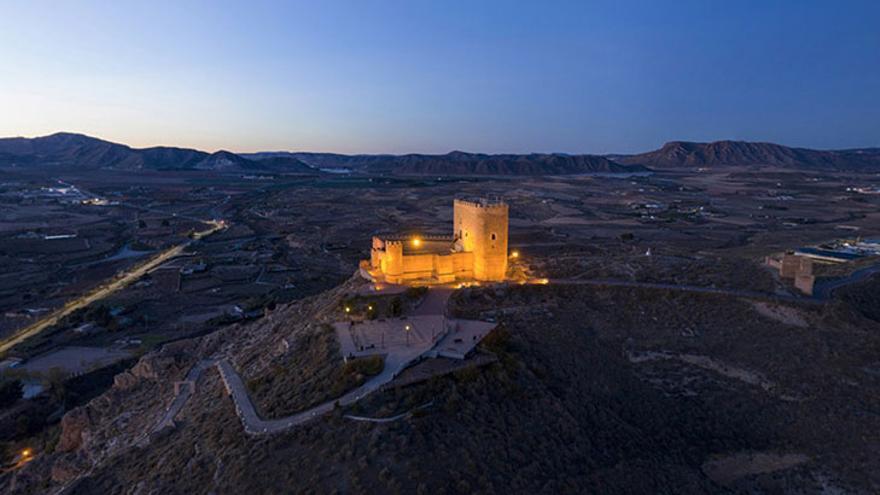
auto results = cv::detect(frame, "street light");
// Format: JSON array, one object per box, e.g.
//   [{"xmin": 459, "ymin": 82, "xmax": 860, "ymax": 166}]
[
  {"xmin": 411, "ymin": 238, "xmax": 422, "ymax": 248},
  {"xmin": 404, "ymin": 323, "xmax": 411, "ymax": 346}
]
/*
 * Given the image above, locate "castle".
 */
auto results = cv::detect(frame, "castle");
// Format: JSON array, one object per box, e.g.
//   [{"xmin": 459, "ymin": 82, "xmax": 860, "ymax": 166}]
[{"xmin": 363, "ymin": 198, "xmax": 509, "ymax": 285}]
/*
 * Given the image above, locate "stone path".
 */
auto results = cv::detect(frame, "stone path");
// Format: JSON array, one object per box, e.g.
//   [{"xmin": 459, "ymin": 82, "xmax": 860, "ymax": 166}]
[
  {"xmin": 152, "ymin": 359, "xmax": 215, "ymax": 433},
  {"xmin": 215, "ymin": 286, "xmax": 484, "ymax": 435},
  {"xmin": 216, "ymin": 351, "xmax": 414, "ymax": 435}
]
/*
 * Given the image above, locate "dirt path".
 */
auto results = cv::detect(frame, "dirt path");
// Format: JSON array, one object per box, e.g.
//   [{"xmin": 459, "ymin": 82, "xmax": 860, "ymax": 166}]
[{"xmin": 548, "ymin": 278, "xmax": 821, "ymax": 304}]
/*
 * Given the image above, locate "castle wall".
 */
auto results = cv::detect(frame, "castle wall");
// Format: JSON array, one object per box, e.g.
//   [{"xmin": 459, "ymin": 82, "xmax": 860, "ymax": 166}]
[
  {"xmin": 453, "ymin": 199, "xmax": 508, "ymax": 281},
  {"xmin": 372, "ymin": 250, "xmax": 475, "ymax": 284},
  {"xmin": 780, "ymin": 254, "xmax": 798, "ymax": 278},
  {"xmin": 795, "ymin": 274, "xmax": 815, "ymax": 295},
  {"xmin": 780, "ymin": 253, "xmax": 813, "ymax": 278}
]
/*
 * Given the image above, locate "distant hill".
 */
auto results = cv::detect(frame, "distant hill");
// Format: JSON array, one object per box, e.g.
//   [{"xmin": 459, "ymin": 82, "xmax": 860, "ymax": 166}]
[
  {"xmin": 0, "ymin": 133, "xmax": 313, "ymax": 172},
  {"xmin": 249, "ymin": 150, "xmax": 647, "ymax": 175},
  {"xmin": 5, "ymin": 133, "xmax": 879, "ymax": 174},
  {"xmin": 618, "ymin": 140, "xmax": 880, "ymax": 170}
]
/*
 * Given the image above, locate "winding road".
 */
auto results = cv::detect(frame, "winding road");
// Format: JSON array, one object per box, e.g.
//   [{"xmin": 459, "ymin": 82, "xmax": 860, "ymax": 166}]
[
  {"xmin": 812, "ymin": 263, "xmax": 880, "ymax": 300},
  {"xmin": 0, "ymin": 220, "xmax": 225, "ymax": 356},
  {"xmin": 215, "ymin": 349, "xmax": 415, "ymax": 434},
  {"xmin": 548, "ymin": 263, "xmax": 880, "ymax": 304},
  {"xmin": 547, "ymin": 278, "xmax": 817, "ymax": 303}
]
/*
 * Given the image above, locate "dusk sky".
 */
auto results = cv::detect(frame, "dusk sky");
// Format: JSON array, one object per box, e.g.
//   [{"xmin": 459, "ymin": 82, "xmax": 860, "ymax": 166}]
[{"xmin": 1, "ymin": 0, "xmax": 878, "ymax": 154}]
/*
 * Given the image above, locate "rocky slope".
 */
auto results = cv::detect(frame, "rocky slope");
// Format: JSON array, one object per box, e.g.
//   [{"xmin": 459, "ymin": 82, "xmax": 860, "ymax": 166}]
[
  {"xmin": 5, "ymin": 274, "xmax": 880, "ymax": 494},
  {"xmin": 619, "ymin": 140, "xmax": 880, "ymax": 170}
]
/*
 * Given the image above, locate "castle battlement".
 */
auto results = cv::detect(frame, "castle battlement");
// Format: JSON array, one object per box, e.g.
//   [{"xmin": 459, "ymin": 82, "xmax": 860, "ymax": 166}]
[
  {"xmin": 377, "ymin": 234, "xmax": 455, "ymax": 242},
  {"xmin": 453, "ymin": 198, "xmax": 507, "ymax": 210}
]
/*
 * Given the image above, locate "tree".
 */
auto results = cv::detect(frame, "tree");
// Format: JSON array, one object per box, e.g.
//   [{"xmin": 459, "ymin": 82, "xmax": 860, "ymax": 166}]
[
  {"xmin": 390, "ymin": 297, "xmax": 403, "ymax": 317},
  {"xmin": 45, "ymin": 367, "xmax": 67, "ymax": 404},
  {"xmin": 0, "ymin": 379, "xmax": 23, "ymax": 408}
]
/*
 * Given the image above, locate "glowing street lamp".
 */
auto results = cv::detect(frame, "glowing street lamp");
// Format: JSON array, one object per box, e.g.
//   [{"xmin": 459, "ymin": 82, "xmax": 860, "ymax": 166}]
[
  {"xmin": 344, "ymin": 306, "xmax": 351, "ymax": 314},
  {"xmin": 510, "ymin": 250, "xmax": 519, "ymax": 258},
  {"xmin": 411, "ymin": 237, "xmax": 422, "ymax": 248},
  {"xmin": 404, "ymin": 323, "xmax": 412, "ymax": 346}
]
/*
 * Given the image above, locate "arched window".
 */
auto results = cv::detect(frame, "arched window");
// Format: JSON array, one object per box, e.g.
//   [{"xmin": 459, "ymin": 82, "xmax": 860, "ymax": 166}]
[{"xmin": 491, "ymin": 233, "xmax": 497, "ymax": 240}]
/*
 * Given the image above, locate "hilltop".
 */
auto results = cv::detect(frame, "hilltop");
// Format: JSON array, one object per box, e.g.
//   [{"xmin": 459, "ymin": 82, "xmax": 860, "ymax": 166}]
[
  {"xmin": 6, "ymin": 276, "xmax": 880, "ymax": 494},
  {"xmin": 618, "ymin": 140, "xmax": 880, "ymax": 170},
  {"xmin": 0, "ymin": 133, "xmax": 314, "ymax": 173}
]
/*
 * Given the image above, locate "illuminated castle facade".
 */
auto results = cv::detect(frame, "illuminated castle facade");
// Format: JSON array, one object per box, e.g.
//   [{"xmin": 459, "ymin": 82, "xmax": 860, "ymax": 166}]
[{"xmin": 363, "ymin": 199, "xmax": 509, "ymax": 285}]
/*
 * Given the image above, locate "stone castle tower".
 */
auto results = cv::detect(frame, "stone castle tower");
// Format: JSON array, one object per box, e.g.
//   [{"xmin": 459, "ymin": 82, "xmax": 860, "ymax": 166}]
[{"xmin": 453, "ymin": 198, "xmax": 509, "ymax": 281}]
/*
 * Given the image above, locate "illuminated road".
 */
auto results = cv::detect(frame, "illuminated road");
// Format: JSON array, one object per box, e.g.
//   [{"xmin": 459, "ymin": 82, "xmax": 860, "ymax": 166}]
[{"xmin": 0, "ymin": 221, "xmax": 225, "ymax": 356}]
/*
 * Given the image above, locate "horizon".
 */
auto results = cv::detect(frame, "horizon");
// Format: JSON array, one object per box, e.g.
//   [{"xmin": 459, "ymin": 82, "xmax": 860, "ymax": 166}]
[
  {"xmin": 6, "ymin": 130, "xmax": 879, "ymax": 157},
  {"xmin": 1, "ymin": 1, "xmax": 879, "ymax": 154}
]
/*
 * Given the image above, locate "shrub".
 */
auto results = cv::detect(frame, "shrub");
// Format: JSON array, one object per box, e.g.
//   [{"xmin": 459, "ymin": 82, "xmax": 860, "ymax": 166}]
[{"xmin": 0, "ymin": 379, "xmax": 23, "ymax": 409}]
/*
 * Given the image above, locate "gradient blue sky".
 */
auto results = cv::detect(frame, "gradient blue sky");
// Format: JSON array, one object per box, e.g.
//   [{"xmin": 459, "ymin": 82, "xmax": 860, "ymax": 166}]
[{"xmin": 1, "ymin": 0, "xmax": 878, "ymax": 154}]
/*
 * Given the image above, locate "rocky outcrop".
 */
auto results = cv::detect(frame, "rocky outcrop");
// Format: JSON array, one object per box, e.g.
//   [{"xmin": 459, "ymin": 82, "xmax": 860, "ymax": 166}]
[
  {"xmin": 50, "ymin": 452, "xmax": 90, "ymax": 484},
  {"xmin": 113, "ymin": 371, "xmax": 139, "ymax": 390},
  {"xmin": 57, "ymin": 407, "xmax": 93, "ymax": 453}
]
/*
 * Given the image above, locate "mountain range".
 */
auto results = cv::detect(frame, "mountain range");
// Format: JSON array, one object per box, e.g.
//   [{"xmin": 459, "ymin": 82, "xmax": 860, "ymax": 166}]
[
  {"xmin": 617, "ymin": 140, "xmax": 880, "ymax": 170},
  {"xmin": 243, "ymin": 150, "xmax": 642, "ymax": 175},
  {"xmin": 1, "ymin": 132, "xmax": 879, "ymax": 174},
  {"xmin": 0, "ymin": 133, "xmax": 314, "ymax": 173}
]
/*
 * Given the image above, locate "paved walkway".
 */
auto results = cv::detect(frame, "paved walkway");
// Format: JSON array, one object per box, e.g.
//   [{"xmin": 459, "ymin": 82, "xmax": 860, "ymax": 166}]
[
  {"xmin": 215, "ymin": 352, "xmax": 414, "ymax": 434},
  {"xmin": 215, "ymin": 286, "xmax": 487, "ymax": 435},
  {"xmin": 413, "ymin": 288, "xmax": 453, "ymax": 316},
  {"xmin": 152, "ymin": 359, "xmax": 215, "ymax": 433}
]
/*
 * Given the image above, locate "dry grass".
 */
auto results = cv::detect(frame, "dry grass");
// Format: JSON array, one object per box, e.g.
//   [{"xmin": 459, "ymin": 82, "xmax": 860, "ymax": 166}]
[{"xmin": 247, "ymin": 325, "xmax": 384, "ymax": 418}]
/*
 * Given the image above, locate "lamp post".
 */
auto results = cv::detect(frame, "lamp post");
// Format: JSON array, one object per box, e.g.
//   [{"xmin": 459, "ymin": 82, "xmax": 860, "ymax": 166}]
[{"xmin": 404, "ymin": 323, "xmax": 411, "ymax": 346}]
